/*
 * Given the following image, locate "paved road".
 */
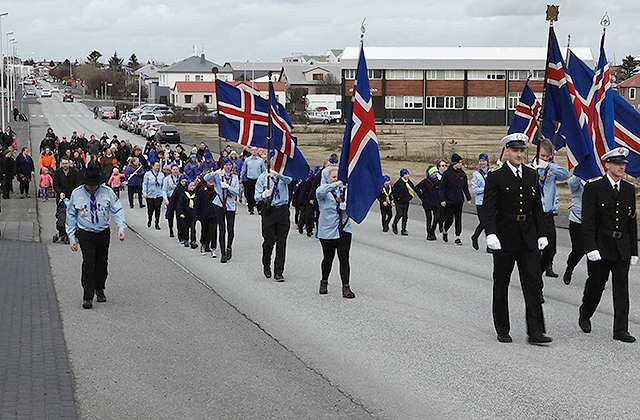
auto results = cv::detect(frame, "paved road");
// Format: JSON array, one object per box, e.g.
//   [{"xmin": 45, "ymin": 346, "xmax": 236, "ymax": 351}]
[{"xmin": 26, "ymin": 93, "xmax": 640, "ymax": 419}]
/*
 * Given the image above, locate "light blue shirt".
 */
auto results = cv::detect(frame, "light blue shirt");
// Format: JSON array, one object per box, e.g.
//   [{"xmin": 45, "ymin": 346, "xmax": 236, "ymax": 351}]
[
  {"xmin": 142, "ymin": 169, "xmax": 165, "ymax": 198},
  {"xmin": 255, "ymin": 172, "xmax": 293, "ymax": 207},
  {"xmin": 204, "ymin": 170, "xmax": 240, "ymax": 211},
  {"xmin": 66, "ymin": 184, "xmax": 127, "ymax": 242},
  {"xmin": 162, "ymin": 174, "xmax": 180, "ymax": 201},
  {"xmin": 240, "ymin": 156, "xmax": 266, "ymax": 180},
  {"xmin": 537, "ymin": 161, "xmax": 570, "ymax": 213},
  {"xmin": 568, "ymin": 175, "xmax": 585, "ymax": 224},
  {"xmin": 471, "ymin": 169, "xmax": 488, "ymax": 206},
  {"xmin": 316, "ymin": 180, "xmax": 352, "ymax": 240}
]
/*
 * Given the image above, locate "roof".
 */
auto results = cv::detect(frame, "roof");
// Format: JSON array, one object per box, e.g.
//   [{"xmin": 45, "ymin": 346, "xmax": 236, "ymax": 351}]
[
  {"xmin": 159, "ymin": 54, "xmax": 232, "ymax": 74},
  {"xmin": 172, "ymin": 81, "xmax": 285, "ymax": 93},
  {"xmin": 279, "ymin": 63, "xmax": 341, "ymax": 85},
  {"xmin": 618, "ymin": 73, "xmax": 640, "ymax": 87},
  {"xmin": 340, "ymin": 46, "xmax": 595, "ymax": 70}
]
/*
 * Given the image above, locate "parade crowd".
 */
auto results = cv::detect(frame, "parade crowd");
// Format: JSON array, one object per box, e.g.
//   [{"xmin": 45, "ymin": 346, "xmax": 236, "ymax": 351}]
[{"xmin": 1, "ymin": 125, "xmax": 635, "ymax": 345}]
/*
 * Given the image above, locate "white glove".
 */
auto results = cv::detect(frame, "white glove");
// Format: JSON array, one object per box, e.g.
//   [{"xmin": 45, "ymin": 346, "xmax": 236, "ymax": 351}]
[
  {"xmin": 261, "ymin": 189, "xmax": 272, "ymax": 198},
  {"xmin": 587, "ymin": 250, "xmax": 602, "ymax": 261},
  {"xmin": 537, "ymin": 237, "xmax": 549, "ymax": 251},
  {"xmin": 339, "ymin": 202, "xmax": 347, "ymax": 211},
  {"xmin": 220, "ymin": 181, "xmax": 229, "ymax": 189},
  {"xmin": 269, "ymin": 170, "xmax": 279, "ymax": 177},
  {"xmin": 631, "ymin": 256, "xmax": 638, "ymax": 266},
  {"xmin": 335, "ymin": 180, "xmax": 346, "ymax": 188},
  {"xmin": 536, "ymin": 158, "xmax": 549, "ymax": 169},
  {"xmin": 486, "ymin": 234, "xmax": 502, "ymax": 251},
  {"xmin": 496, "ymin": 159, "xmax": 503, "ymax": 166}
]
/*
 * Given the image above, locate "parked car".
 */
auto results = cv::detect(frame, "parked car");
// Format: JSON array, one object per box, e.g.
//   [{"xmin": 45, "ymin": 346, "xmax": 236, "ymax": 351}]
[
  {"xmin": 155, "ymin": 125, "xmax": 180, "ymax": 144},
  {"xmin": 41, "ymin": 89, "xmax": 52, "ymax": 98},
  {"xmin": 305, "ymin": 110, "xmax": 333, "ymax": 124},
  {"xmin": 51, "ymin": 86, "xmax": 60, "ymax": 93},
  {"xmin": 144, "ymin": 121, "xmax": 164, "ymax": 140},
  {"xmin": 62, "ymin": 93, "xmax": 74, "ymax": 102},
  {"xmin": 26, "ymin": 87, "xmax": 36, "ymax": 96},
  {"xmin": 101, "ymin": 106, "xmax": 116, "ymax": 119},
  {"xmin": 126, "ymin": 112, "xmax": 140, "ymax": 132},
  {"xmin": 135, "ymin": 113, "xmax": 160, "ymax": 134},
  {"xmin": 324, "ymin": 110, "xmax": 342, "ymax": 123}
]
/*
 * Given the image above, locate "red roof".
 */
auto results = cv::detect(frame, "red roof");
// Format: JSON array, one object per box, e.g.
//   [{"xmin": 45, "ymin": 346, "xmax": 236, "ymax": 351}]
[
  {"xmin": 173, "ymin": 81, "xmax": 285, "ymax": 93},
  {"xmin": 619, "ymin": 73, "xmax": 640, "ymax": 87}
]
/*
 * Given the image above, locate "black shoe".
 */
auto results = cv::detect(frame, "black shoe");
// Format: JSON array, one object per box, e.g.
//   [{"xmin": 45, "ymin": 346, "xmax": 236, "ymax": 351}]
[
  {"xmin": 497, "ymin": 333, "xmax": 512, "ymax": 343},
  {"xmin": 486, "ymin": 247, "xmax": 493, "ymax": 254},
  {"xmin": 307, "ymin": 231, "xmax": 313, "ymax": 237},
  {"xmin": 274, "ymin": 274, "xmax": 285, "ymax": 282},
  {"xmin": 613, "ymin": 331, "xmax": 636, "ymax": 343},
  {"xmin": 540, "ymin": 290, "xmax": 545, "ymax": 304},
  {"xmin": 130, "ymin": 205, "xmax": 134, "ymax": 209},
  {"xmin": 401, "ymin": 230, "xmax": 408, "ymax": 236},
  {"xmin": 249, "ymin": 210, "xmax": 255, "ymax": 215},
  {"xmin": 443, "ymin": 232, "xmax": 448, "ymax": 242},
  {"xmin": 578, "ymin": 315, "xmax": 591, "ymax": 333},
  {"xmin": 319, "ymin": 280, "xmax": 328, "ymax": 295},
  {"xmin": 528, "ymin": 333, "xmax": 553, "ymax": 345},
  {"xmin": 545, "ymin": 268, "xmax": 559, "ymax": 278},
  {"xmin": 426, "ymin": 234, "xmax": 436, "ymax": 241},
  {"xmin": 454, "ymin": 238, "xmax": 462, "ymax": 246},
  {"xmin": 382, "ymin": 226, "xmax": 389, "ymax": 232},
  {"xmin": 263, "ymin": 266, "xmax": 271, "ymax": 278},
  {"xmin": 96, "ymin": 290, "xmax": 106, "ymax": 303},
  {"xmin": 147, "ymin": 220, "xmax": 152, "ymax": 228},
  {"xmin": 342, "ymin": 285, "xmax": 355, "ymax": 299},
  {"xmin": 155, "ymin": 224, "xmax": 161, "ymax": 230},
  {"xmin": 392, "ymin": 225, "xmax": 398, "ymax": 234},
  {"xmin": 563, "ymin": 270, "xmax": 572, "ymax": 285},
  {"xmin": 298, "ymin": 229, "xmax": 304, "ymax": 234},
  {"xmin": 203, "ymin": 245, "xmax": 211, "ymax": 253},
  {"xmin": 221, "ymin": 254, "xmax": 228, "ymax": 263},
  {"xmin": 190, "ymin": 242, "xmax": 198, "ymax": 249},
  {"xmin": 226, "ymin": 247, "xmax": 232, "ymax": 260},
  {"xmin": 471, "ymin": 235, "xmax": 479, "ymax": 250},
  {"xmin": 82, "ymin": 299, "xmax": 93, "ymax": 309},
  {"xmin": 169, "ymin": 232, "xmax": 175, "ymax": 238},
  {"xmin": 140, "ymin": 204, "xmax": 145, "ymax": 208}
]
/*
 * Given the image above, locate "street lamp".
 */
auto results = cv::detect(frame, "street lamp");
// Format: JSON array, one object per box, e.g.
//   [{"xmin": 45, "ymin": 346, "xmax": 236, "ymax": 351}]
[
  {"xmin": 212, "ymin": 66, "xmax": 221, "ymax": 155},
  {"xmin": 6, "ymin": 31, "xmax": 12, "ymax": 119},
  {"xmin": 0, "ymin": 12, "xmax": 9, "ymax": 129}
]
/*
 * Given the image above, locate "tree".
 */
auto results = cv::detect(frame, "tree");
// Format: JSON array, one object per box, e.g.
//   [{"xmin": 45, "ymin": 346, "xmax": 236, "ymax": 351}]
[
  {"xmin": 619, "ymin": 55, "xmax": 639, "ymax": 82},
  {"xmin": 50, "ymin": 59, "xmax": 71, "ymax": 81},
  {"xmin": 286, "ymin": 86, "xmax": 308, "ymax": 113},
  {"xmin": 317, "ymin": 73, "xmax": 340, "ymax": 94},
  {"xmin": 87, "ymin": 50, "xmax": 102, "ymax": 65},
  {"xmin": 108, "ymin": 51, "xmax": 124, "ymax": 72},
  {"xmin": 127, "ymin": 54, "xmax": 141, "ymax": 71}
]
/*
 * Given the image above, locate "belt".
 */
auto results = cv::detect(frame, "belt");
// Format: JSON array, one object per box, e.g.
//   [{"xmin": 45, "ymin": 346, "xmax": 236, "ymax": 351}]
[
  {"xmin": 601, "ymin": 228, "xmax": 624, "ymax": 239},
  {"xmin": 499, "ymin": 212, "xmax": 531, "ymax": 222},
  {"xmin": 270, "ymin": 204, "xmax": 288, "ymax": 209}
]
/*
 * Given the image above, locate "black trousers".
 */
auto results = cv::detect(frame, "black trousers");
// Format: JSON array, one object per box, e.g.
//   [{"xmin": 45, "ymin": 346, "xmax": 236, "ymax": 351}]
[
  {"xmin": 298, "ymin": 204, "xmax": 315, "ymax": 234},
  {"xmin": 1, "ymin": 177, "xmax": 10, "ymax": 198},
  {"xmin": 443, "ymin": 203, "xmax": 463, "ymax": 236},
  {"xmin": 423, "ymin": 207, "xmax": 439, "ymax": 236},
  {"xmin": 146, "ymin": 197, "xmax": 162, "ymax": 224},
  {"xmin": 261, "ymin": 206, "xmax": 290, "ymax": 276},
  {"xmin": 165, "ymin": 205, "xmax": 176, "ymax": 234},
  {"xmin": 19, "ymin": 179, "xmax": 29, "ymax": 195},
  {"xmin": 492, "ymin": 243, "xmax": 545, "ymax": 337},
  {"xmin": 177, "ymin": 218, "xmax": 196, "ymax": 243},
  {"xmin": 540, "ymin": 212, "xmax": 557, "ymax": 271},
  {"xmin": 214, "ymin": 206, "xmax": 235, "ymax": 251},
  {"xmin": 380, "ymin": 202, "xmax": 393, "ymax": 230},
  {"xmin": 392, "ymin": 202, "xmax": 409, "ymax": 231},
  {"xmin": 320, "ymin": 231, "xmax": 352, "ymax": 286},
  {"xmin": 200, "ymin": 217, "xmax": 218, "ymax": 249},
  {"xmin": 128, "ymin": 185, "xmax": 143, "ymax": 208},
  {"xmin": 76, "ymin": 228, "xmax": 110, "ymax": 300},
  {"xmin": 581, "ymin": 259, "xmax": 631, "ymax": 333},
  {"xmin": 244, "ymin": 178, "xmax": 257, "ymax": 212},
  {"xmin": 565, "ymin": 221, "xmax": 584, "ymax": 274},
  {"xmin": 472, "ymin": 205, "xmax": 485, "ymax": 240}
]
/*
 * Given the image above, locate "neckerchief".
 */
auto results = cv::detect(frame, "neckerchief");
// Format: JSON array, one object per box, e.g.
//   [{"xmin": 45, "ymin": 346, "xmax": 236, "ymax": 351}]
[
  {"xmin": 185, "ymin": 191, "xmax": 196, "ymax": 209},
  {"xmin": 479, "ymin": 167, "xmax": 488, "ymax": 180},
  {"xmin": 452, "ymin": 169, "xmax": 462, "ymax": 182},
  {"xmin": 331, "ymin": 186, "xmax": 346, "ymax": 230},
  {"xmin": 170, "ymin": 174, "xmax": 179, "ymax": 187},
  {"xmin": 151, "ymin": 170, "xmax": 160, "ymax": 187},
  {"xmin": 403, "ymin": 178, "xmax": 415, "ymax": 197},
  {"xmin": 270, "ymin": 175, "xmax": 280, "ymax": 200},
  {"xmin": 86, "ymin": 187, "xmax": 98, "ymax": 224},
  {"xmin": 382, "ymin": 185, "xmax": 392, "ymax": 204}
]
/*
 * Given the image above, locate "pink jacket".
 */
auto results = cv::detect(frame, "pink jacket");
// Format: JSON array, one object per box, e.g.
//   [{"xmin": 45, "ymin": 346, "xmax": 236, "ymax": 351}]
[
  {"xmin": 39, "ymin": 173, "xmax": 53, "ymax": 188},
  {"xmin": 108, "ymin": 173, "xmax": 125, "ymax": 188}
]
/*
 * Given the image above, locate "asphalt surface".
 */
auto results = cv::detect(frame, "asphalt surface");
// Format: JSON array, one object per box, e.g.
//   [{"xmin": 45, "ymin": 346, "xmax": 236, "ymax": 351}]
[{"xmin": 3, "ymin": 88, "xmax": 640, "ymax": 419}]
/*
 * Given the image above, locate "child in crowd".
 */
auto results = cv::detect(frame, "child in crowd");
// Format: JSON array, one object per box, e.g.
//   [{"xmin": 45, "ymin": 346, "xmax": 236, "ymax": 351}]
[
  {"xmin": 177, "ymin": 180, "xmax": 199, "ymax": 249},
  {"xmin": 415, "ymin": 166, "xmax": 441, "ymax": 241},
  {"xmin": 377, "ymin": 175, "xmax": 393, "ymax": 232},
  {"xmin": 107, "ymin": 167, "xmax": 125, "ymax": 198},
  {"xmin": 38, "ymin": 167, "xmax": 54, "ymax": 201}
]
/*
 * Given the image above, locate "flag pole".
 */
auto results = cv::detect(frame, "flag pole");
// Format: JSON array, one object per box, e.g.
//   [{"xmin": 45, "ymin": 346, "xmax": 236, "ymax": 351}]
[{"xmin": 536, "ymin": 5, "xmax": 559, "ymax": 165}]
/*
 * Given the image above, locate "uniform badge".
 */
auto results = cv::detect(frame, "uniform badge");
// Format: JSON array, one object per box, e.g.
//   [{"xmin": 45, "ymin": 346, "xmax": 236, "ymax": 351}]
[
  {"xmin": 619, "ymin": 148, "xmax": 625, "ymax": 155},
  {"xmin": 78, "ymin": 197, "xmax": 84, "ymax": 202},
  {"xmin": 79, "ymin": 209, "xmax": 86, "ymax": 216},
  {"xmin": 100, "ymin": 194, "xmax": 106, "ymax": 199}
]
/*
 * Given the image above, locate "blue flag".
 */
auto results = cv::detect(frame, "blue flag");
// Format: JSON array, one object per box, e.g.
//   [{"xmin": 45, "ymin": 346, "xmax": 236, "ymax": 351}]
[
  {"xmin": 338, "ymin": 46, "xmax": 383, "ymax": 224},
  {"xmin": 508, "ymin": 82, "xmax": 541, "ymax": 141}
]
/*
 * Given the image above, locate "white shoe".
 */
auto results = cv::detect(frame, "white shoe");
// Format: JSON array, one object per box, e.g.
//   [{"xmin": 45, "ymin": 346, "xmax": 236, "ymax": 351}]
[{"xmin": 211, "ymin": 249, "xmax": 217, "ymax": 258}]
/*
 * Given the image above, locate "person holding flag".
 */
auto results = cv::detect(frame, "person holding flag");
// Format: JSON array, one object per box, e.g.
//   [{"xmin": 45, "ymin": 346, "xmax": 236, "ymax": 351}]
[{"xmin": 204, "ymin": 159, "xmax": 240, "ymax": 263}]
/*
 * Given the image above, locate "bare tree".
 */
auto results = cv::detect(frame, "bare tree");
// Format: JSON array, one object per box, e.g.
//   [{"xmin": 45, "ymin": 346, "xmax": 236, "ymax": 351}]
[{"xmin": 317, "ymin": 73, "xmax": 340, "ymax": 94}]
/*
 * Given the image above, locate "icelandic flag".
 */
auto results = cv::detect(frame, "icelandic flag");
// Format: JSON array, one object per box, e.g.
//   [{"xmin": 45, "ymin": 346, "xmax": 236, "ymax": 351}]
[
  {"xmin": 269, "ymin": 83, "xmax": 309, "ymax": 180},
  {"xmin": 338, "ymin": 46, "xmax": 383, "ymax": 224},
  {"xmin": 140, "ymin": 73, "xmax": 149, "ymax": 81},
  {"xmin": 543, "ymin": 27, "xmax": 594, "ymax": 178},
  {"xmin": 508, "ymin": 82, "xmax": 541, "ymax": 141},
  {"xmin": 125, "ymin": 69, "xmax": 134, "ymax": 76}
]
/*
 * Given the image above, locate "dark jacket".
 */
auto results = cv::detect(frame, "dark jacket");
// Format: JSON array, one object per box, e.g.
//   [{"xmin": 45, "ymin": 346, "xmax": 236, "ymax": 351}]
[
  {"xmin": 0, "ymin": 153, "xmax": 15, "ymax": 178},
  {"xmin": 124, "ymin": 164, "xmax": 145, "ymax": 187},
  {"xmin": 176, "ymin": 189, "xmax": 197, "ymax": 222},
  {"xmin": 195, "ymin": 184, "xmax": 217, "ymax": 221},
  {"xmin": 438, "ymin": 167, "xmax": 471, "ymax": 205},
  {"xmin": 15, "ymin": 153, "xmax": 35, "ymax": 177},
  {"xmin": 377, "ymin": 184, "xmax": 394, "ymax": 206},
  {"xmin": 392, "ymin": 178, "xmax": 415, "ymax": 204},
  {"xmin": 167, "ymin": 182, "xmax": 186, "ymax": 217},
  {"xmin": 415, "ymin": 176, "xmax": 440, "ymax": 210},
  {"xmin": 484, "ymin": 164, "xmax": 546, "ymax": 251},
  {"xmin": 582, "ymin": 176, "xmax": 638, "ymax": 260},
  {"xmin": 53, "ymin": 167, "xmax": 81, "ymax": 199}
]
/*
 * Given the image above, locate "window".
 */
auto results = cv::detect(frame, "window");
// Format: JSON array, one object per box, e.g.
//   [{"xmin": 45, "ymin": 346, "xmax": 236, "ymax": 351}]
[
  {"xmin": 425, "ymin": 96, "xmax": 437, "ymax": 109},
  {"xmin": 508, "ymin": 91, "xmax": 542, "ymax": 109},
  {"xmin": 386, "ymin": 70, "xmax": 423, "ymax": 80},
  {"xmin": 425, "ymin": 70, "xmax": 463, "ymax": 80},
  {"xmin": 195, "ymin": 75, "xmax": 203, "ymax": 81},
  {"xmin": 185, "ymin": 95, "xmax": 192, "ymax": 104},
  {"xmin": 468, "ymin": 70, "xmax": 506, "ymax": 80},
  {"xmin": 368, "ymin": 69, "xmax": 383, "ymax": 79},
  {"xmin": 630, "ymin": 87, "xmax": 636, "ymax": 100},
  {"xmin": 509, "ymin": 70, "xmax": 545, "ymax": 80},
  {"xmin": 467, "ymin": 96, "xmax": 505, "ymax": 109},
  {"xmin": 312, "ymin": 73, "xmax": 324, "ymax": 81},
  {"xmin": 184, "ymin": 75, "xmax": 190, "ymax": 81},
  {"xmin": 344, "ymin": 69, "xmax": 356, "ymax": 79},
  {"xmin": 385, "ymin": 96, "xmax": 423, "ymax": 109},
  {"xmin": 204, "ymin": 95, "xmax": 212, "ymax": 104}
]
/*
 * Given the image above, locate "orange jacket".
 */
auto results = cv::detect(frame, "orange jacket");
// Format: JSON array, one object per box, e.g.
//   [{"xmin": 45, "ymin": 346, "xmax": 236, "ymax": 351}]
[{"xmin": 39, "ymin": 153, "xmax": 56, "ymax": 169}]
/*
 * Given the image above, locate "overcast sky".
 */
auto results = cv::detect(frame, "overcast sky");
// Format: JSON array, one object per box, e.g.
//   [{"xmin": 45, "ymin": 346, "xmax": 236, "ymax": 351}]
[{"xmin": 2, "ymin": 0, "xmax": 637, "ymax": 66}]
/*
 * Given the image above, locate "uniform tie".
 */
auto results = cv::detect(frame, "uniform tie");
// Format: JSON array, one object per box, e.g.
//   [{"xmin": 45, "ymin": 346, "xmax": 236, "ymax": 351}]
[
  {"xmin": 89, "ymin": 192, "xmax": 98, "ymax": 224},
  {"xmin": 271, "ymin": 176, "xmax": 280, "ymax": 200},
  {"xmin": 516, "ymin": 168, "xmax": 521, "ymax": 179}
]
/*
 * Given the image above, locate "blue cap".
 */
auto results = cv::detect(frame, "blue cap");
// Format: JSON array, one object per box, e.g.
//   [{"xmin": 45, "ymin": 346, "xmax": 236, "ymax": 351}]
[
  {"xmin": 400, "ymin": 168, "xmax": 409, "ymax": 177},
  {"xmin": 223, "ymin": 157, "xmax": 233, "ymax": 165},
  {"xmin": 382, "ymin": 175, "xmax": 391, "ymax": 182},
  {"xmin": 190, "ymin": 153, "xmax": 197, "ymax": 158},
  {"xmin": 204, "ymin": 152, "xmax": 212, "ymax": 159},
  {"xmin": 479, "ymin": 153, "xmax": 488, "ymax": 161},
  {"xmin": 179, "ymin": 175, "xmax": 189, "ymax": 182},
  {"xmin": 328, "ymin": 158, "xmax": 338, "ymax": 164}
]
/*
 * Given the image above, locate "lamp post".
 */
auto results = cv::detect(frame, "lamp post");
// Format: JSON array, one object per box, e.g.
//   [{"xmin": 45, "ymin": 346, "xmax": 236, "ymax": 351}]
[
  {"xmin": 6, "ymin": 31, "xmax": 12, "ymax": 120},
  {"xmin": 0, "ymin": 12, "xmax": 9, "ymax": 130},
  {"xmin": 212, "ymin": 66, "xmax": 221, "ymax": 155}
]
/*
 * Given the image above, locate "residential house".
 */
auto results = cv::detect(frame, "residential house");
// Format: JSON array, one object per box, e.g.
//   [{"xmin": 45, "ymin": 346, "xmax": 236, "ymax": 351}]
[
  {"xmin": 617, "ymin": 73, "xmax": 640, "ymax": 111},
  {"xmin": 170, "ymin": 80, "xmax": 286, "ymax": 110},
  {"xmin": 158, "ymin": 53, "xmax": 233, "ymax": 89}
]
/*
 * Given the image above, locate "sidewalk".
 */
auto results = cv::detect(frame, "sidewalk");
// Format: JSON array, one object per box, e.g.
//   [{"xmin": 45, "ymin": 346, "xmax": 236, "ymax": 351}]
[{"xmin": 0, "ymin": 108, "xmax": 79, "ymax": 419}]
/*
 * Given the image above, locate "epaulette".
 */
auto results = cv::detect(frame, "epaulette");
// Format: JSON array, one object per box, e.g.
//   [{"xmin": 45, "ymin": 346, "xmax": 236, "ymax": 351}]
[
  {"xmin": 587, "ymin": 176, "xmax": 603, "ymax": 183},
  {"xmin": 489, "ymin": 166, "xmax": 501, "ymax": 172},
  {"xmin": 621, "ymin": 179, "xmax": 634, "ymax": 186}
]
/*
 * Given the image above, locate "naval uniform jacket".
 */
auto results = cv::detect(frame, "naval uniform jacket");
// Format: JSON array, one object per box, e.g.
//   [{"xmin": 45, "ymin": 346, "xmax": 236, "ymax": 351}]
[
  {"xmin": 484, "ymin": 163, "xmax": 546, "ymax": 251},
  {"xmin": 582, "ymin": 176, "xmax": 637, "ymax": 261}
]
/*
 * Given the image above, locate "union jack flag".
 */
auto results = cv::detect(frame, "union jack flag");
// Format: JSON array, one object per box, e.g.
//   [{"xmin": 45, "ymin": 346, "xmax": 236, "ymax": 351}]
[
  {"xmin": 508, "ymin": 82, "xmax": 541, "ymax": 140},
  {"xmin": 337, "ymin": 45, "xmax": 383, "ymax": 224}
]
